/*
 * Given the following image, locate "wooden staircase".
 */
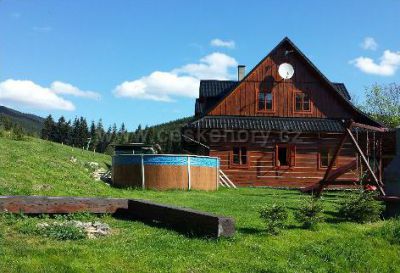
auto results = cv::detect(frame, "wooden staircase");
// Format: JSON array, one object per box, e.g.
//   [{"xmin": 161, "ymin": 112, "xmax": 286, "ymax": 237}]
[{"xmin": 218, "ymin": 170, "xmax": 237, "ymax": 189}]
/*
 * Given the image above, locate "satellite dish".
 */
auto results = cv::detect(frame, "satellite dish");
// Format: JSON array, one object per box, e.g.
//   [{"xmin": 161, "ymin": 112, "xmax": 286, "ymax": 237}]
[{"xmin": 278, "ymin": 63, "xmax": 294, "ymax": 80}]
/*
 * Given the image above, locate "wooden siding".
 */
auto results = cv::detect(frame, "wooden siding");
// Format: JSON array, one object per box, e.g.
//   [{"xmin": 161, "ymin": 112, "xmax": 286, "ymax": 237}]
[
  {"xmin": 208, "ymin": 42, "xmax": 354, "ymax": 119},
  {"xmin": 208, "ymin": 132, "xmax": 359, "ymax": 188}
]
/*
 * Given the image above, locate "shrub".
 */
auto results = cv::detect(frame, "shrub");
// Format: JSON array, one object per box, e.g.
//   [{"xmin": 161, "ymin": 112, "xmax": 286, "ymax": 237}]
[
  {"xmin": 19, "ymin": 220, "xmax": 86, "ymax": 241},
  {"xmin": 259, "ymin": 204, "xmax": 288, "ymax": 235},
  {"xmin": 370, "ymin": 218, "xmax": 400, "ymax": 245},
  {"xmin": 295, "ymin": 197, "xmax": 324, "ymax": 229},
  {"xmin": 18, "ymin": 220, "xmax": 38, "ymax": 235},
  {"xmin": 37, "ymin": 222, "xmax": 86, "ymax": 240},
  {"xmin": 1, "ymin": 211, "xmax": 27, "ymax": 225},
  {"xmin": 10, "ymin": 126, "xmax": 25, "ymax": 141},
  {"xmin": 338, "ymin": 191, "xmax": 383, "ymax": 223}
]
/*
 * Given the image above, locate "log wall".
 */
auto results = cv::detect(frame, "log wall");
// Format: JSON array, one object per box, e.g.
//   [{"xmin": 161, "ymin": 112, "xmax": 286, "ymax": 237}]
[{"xmin": 208, "ymin": 132, "xmax": 359, "ymax": 188}]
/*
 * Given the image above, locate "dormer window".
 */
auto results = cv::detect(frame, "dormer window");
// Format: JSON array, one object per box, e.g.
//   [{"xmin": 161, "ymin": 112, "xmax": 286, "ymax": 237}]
[
  {"xmin": 294, "ymin": 92, "xmax": 311, "ymax": 112},
  {"xmin": 258, "ymin": 90, "xmax": 273, "ymax": 111}
]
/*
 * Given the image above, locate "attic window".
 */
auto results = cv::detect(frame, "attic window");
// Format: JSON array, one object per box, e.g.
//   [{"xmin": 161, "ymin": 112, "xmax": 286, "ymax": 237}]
[
  {"xmin": 295, "ymin": 92, "xmax": 311, "ymax": 112},
  {"xmin": 258, "ymin": 91, "xmax": 273, "ymax": 111}
]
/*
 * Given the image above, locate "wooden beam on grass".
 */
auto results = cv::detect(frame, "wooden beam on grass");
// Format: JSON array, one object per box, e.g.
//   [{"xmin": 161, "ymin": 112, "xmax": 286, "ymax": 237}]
[
  {"xmin": 0, "ymin": 196, "xmax": 129, "ymax": 214},
  {"xmin": 124, "ymin": 199, "xmax": 235, "ymax": 238},
  {"xmin": 0, "ymin": 195, "xmax": 235, "ymax": 238}
]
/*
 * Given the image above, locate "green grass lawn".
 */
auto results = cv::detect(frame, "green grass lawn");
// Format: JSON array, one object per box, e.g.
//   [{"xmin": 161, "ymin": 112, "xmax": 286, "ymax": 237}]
[{"xmin": 1, "ymin": 137, "xmax": 400, "ymax": 273}]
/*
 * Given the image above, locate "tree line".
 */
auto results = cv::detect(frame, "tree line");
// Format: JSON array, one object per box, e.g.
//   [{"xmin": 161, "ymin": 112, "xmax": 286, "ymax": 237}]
[
  {"xmin": 40, "ymin": 115, "xmax": 192, "ymax": 154},
  {"xmin": 0, "ymin": 115, "xmax": 26, "ymax": 140}
]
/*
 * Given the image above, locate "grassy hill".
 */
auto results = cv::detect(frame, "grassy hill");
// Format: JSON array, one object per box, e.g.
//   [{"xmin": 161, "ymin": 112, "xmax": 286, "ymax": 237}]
[
  {"xmin": 0, "ymin": 105, "xmax": 44, "ymax": 135},
  {"xmin": 1, "ymin": 136, "xmax": 400, "ymax": 272}
]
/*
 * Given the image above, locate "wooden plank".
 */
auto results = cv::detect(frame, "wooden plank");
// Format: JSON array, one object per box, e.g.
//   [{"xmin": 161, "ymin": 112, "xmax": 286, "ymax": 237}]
[
  {"xmin": 125, "ymin": 199, "xmax": 235, "ymax": 238},
  {"xmin": 351, "ymin": 122, "xmax": 387, "ymax": 133},
  {"xmin": 0, "ymin": 196, "xmax": 128, "ymax": 214}
]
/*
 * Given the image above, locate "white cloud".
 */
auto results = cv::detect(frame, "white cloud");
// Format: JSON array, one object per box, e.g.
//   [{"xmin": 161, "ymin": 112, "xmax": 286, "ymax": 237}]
[
  {"xmin": 210, "ymin": 39, "xmax": 235, "ymax": 49},
  {"xmin": 361, "ymin": 37, "xmax": 378, "ymax": 51},
  {"xmin": 350, "ymin": 50, "xmax": 400, "ymax": 76},
  {"xmin": 114, "ymin": 52, "xmax": 238, "ymax": 101},
  {"xmin": 0, "ymin": 79, "xmax": 75, "ymax": 111},
  {"xmin": 51, "ymin": 81, "xmax": 101, "ymax": 100}
]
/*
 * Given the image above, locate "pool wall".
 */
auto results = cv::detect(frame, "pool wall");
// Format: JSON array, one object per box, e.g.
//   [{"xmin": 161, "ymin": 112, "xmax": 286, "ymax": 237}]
[{"xmin": 112, "ymin": 155, "xmax": 219, "ymax": 191}]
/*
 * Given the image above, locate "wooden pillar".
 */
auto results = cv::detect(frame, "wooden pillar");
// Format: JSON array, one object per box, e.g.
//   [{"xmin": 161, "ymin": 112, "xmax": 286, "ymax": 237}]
[
  {"xmin": 346, "ymin": 128, "xmax": 385, "ymax": 195},
  {"xmin": 187, "ymin": 156, "xmax": 191, "ymax": 190},
  {"xmin": 141, "ymin": 154, "xmax": 145, "ymax": 189}
]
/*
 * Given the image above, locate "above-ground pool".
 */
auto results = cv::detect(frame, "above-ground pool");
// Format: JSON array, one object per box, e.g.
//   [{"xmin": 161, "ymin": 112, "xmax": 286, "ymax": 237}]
[{"xmin": 112, "ymin": 154, "xmax": 219, "ymax": 191}]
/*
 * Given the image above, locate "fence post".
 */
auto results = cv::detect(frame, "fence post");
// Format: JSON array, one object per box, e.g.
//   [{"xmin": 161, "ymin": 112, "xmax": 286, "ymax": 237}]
[
  {"xmin": 216, "ymin": 158, "xmax": 219, "ymax": 190},
  {"xmin": 187, "ymin": 156, "xmax": 191, "ymax": 190},
  {"xmin": 141, "ymin": 154, "xmax": 145, "ymax": 190}
]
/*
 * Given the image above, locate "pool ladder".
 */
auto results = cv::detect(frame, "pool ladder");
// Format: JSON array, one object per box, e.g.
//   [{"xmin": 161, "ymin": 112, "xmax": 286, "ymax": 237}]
[{"xmin": 219, "ymin": 170, "xmax": 237, "ymax": 189}]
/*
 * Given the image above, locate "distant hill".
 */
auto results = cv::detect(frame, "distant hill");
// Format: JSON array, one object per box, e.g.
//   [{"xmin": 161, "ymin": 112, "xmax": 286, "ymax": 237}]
[{"xmin": 0, "ymin": 105, "xmax": 44, "ymax": 135}]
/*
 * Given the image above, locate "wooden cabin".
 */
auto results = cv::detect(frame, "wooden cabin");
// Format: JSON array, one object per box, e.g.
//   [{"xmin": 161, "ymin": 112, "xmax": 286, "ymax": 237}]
[{"xmin": 182, "ymin": 37, "xmax": 384, "ymax": 188}]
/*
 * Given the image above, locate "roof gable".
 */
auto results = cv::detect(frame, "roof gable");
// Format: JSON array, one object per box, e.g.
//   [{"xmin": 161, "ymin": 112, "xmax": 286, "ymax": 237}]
[{"xmin": 203, "ymin": 37, "xmax": 379, "ymax": 126}]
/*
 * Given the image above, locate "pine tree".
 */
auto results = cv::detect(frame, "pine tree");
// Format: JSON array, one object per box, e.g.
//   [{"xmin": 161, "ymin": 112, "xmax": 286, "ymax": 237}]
[
  {"xmin": 41, "ymin": 115, "xmax": 55, "ymax": 140},
  {"xmin": 118, "ymin": 122, "xmax": 128, "ymax": 144},
  {"xmin": 89, "ymin": 120, "xmax": 97, "ymax": 150},
  {"xmin": 71, "ymin": 117, "xmax": 80, "ymax": 146},
  {"xmin": 79, "ymin": 117, "xmax": 90, "ymax": 149},
  {"xmin": 55, "ymin": 116, "xmax": 70, "ymax": 144},
  {"xmin": 97, "ymin": 120, "xmax": 105, "ymax": 152},
  {"xmin": 110, "ymin": 123, "xmax": 117, "ymax": 143}
]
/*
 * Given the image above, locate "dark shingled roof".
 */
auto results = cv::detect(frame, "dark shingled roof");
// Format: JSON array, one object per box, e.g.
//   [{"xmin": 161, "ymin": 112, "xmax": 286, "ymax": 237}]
[
  {"xmin": 185, "ymin": 116, "xmax": 345, "ymax": 132},
  {"xmin": 332, "ymin": 82, "xmax": 351, "ymax": 100},
  {"xmin": 199, "ymin": 80, "xmax": 238, "ymax": 98}
]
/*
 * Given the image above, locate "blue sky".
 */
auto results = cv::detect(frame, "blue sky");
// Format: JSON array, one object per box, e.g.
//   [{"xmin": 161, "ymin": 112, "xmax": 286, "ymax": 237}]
[{"xmin": 1, "ymin": 0, "xmax": 399, "ymax": 130}]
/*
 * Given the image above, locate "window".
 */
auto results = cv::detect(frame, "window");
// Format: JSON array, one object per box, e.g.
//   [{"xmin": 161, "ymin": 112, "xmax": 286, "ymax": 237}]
[
  {"xmin": 231, "ymin": 147, "xmax": 247, "ymax": 166},
  {"xmin": 278, "ymin": 146, "xmax": 289, "ymax": 166},
  {"xmin": 295, "ymin": 92, "xmax": 311, "ymax": 112},
  {"xmin": 258, "ymin": 91, "xmax": 273, "ymax": 111},
  {"xmin": 275, "ymin": 144, "xmax": 296, "ymax": 168},
  {"xmin": 319, "ymin": 146, "xmax": 336, "ymax": 168}
]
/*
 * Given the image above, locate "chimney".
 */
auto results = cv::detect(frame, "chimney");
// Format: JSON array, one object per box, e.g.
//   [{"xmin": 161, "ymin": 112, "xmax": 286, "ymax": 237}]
[{"xmin": 238, "ymin": 65, "xmax": 246, "ymax": 81}]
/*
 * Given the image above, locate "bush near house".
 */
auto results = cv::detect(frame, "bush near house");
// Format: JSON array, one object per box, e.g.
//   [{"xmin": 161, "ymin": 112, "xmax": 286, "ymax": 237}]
[
  {"xmin": 338, "ymin": 191, "xmax": 384, "ymax": 223},
  {"xmin": 259, "ymin": 204, "xmax": 289, "ymax": 235},
  {"xmin": 295, "ymin": 197, "xmax": 324, "ymax": 229}
]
